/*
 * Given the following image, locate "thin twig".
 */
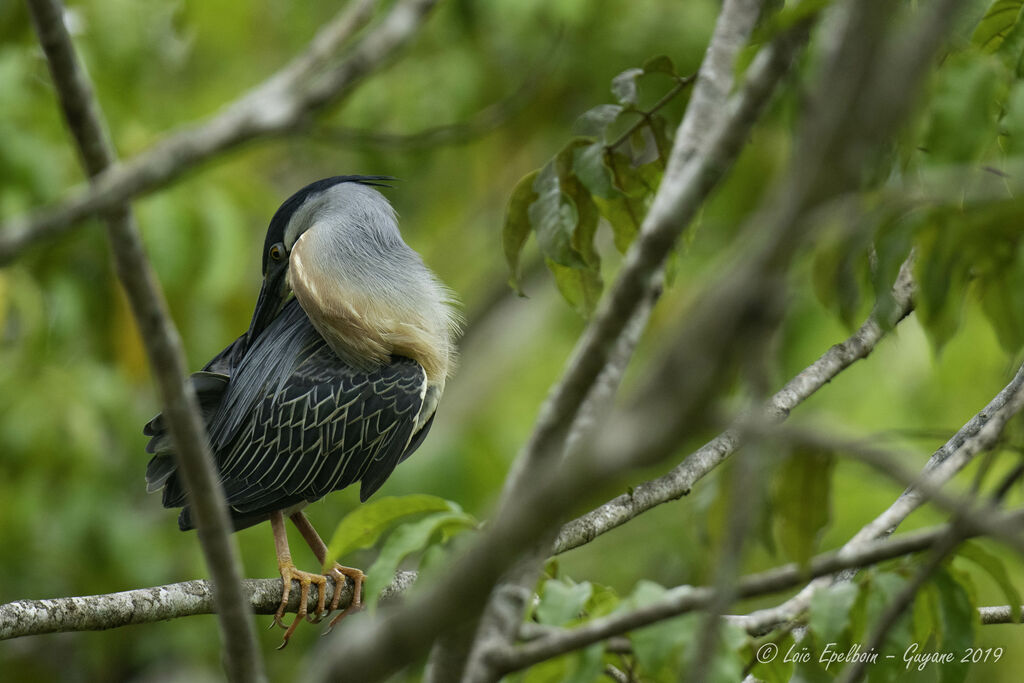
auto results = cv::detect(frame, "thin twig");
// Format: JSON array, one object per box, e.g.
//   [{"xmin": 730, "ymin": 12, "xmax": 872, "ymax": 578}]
[
  {"xmin": 485, "ymin": 509, "xmax": 1024, "ymax": 674},
  {"xmin": 552, "ymin": 259, "xmax": 915, "ymax": 555},
  {"xmin": 835, "ymin": 465, "xmax": 1024, "ymax": 683},
  {"xmin": 0, "ymin": 0, "xmax": 439, "ymax": 264},
  {"xmin": 979, "ymin": 605, "xmax": 1024, "ymax": 625},
  {"xmin": 489, "ymin": 424, "xmax": 1024, "ymax": 674},
  {"xmin": 755, "ymin": 424, "xmax": 1024, "ymax": 556},
  {"xmin": 605, "ymin": 74, "xmax": 695, "ymax": 151},
  {"xmin": 24, "ymin": 1, "xmax": 264, "ymax": 680},
  {"xmin": 494, "ymin": 0, "xmax": 784, "ymax": 513},
  {"xmin": 735, "ymin": 359, "xmax": 1024, "ymax": 635},
  {"xmin": 436, "ymin": 1, "xmax": 777, "ymax": 679}
]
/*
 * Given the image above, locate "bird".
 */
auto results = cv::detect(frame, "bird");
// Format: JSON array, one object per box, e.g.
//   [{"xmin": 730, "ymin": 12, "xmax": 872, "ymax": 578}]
[{"xmin": 142, "ymin": 176, "xmax": 459, "ymax": 645}]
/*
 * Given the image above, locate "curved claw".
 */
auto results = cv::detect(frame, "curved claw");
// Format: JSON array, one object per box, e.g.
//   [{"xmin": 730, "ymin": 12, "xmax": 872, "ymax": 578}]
[
  {"xmin": 323, "ymin": 565, "xmax": 366, "ymax": 636},
  {"xmin": 274, "ymin": 561, "xmax": 332, "ymax": 647}
]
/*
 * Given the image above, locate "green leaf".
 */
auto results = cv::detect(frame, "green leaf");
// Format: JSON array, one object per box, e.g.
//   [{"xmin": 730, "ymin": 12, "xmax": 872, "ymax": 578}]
[
  {"xmin": 611, "ymin": 67, "xmax": 644, "ymax": 105},
  {"xmin": 955, "ymin": 541, "xmax": 1022, "ymax": 622},
  {"xmin": 690, "ymin": 620, "xmax": 747, "ymax": 683},
  {"xmin": 978, "ymin": 237, "xmax": 1024, "ymax": 353},
  {"xmin": 595, "ymin": 150, "xmax": 651, "ymax": 252},
  {"xmin": 995, "ymin": 4, "xmax": 1024, "ymax": 74},
  {"xmin": 324, "ymin": 494, "xmax": 456, "ymax": 566},
  {"xmin": 572, "ymin": 142, "xmax": 617, "ymax": 199},
  {"xmin": 364, "ymin": 509, "xmax": 476, "ymax": 609},
  {"xmin": 536, "ymin": 579, "xmax": 593, "ymax": 626},
  {"xmin": 503, "ymin": 170, "xmax": 540, "ymax": 295},
  {"xmin": 593, "ymin": 195, "xmax": 640, "ymax": 253},
  {"xmin": 641, "ymin": 54, "xmax": 676, "ymax": 75},
  {"xmin": 773, "ymin": 449, "xmax": 835, "ymax": 565},
  {"xmin": 563, "ymin": 645, "xmax": 603, "ymax": 683},
  {"xmin": 873, "ymin": 572, "xmax": 914, "ymax": 649},
  {"xmin": 914, "ymin": 580, "xmax": 943, "ymax": 646},
  {"xmin": 913, "ymin": 213, "xmax": 970, "ymax": 352},
  {"xmin": 520, "ymin": 645, "xmax": 604, "ymax": 683},
  {"xmin": 811, "ymin": 222, "xmax": 873, "ymax": 329},
  {"xmin": 564, "ymin": 174, "xmax": 601, "ymax": 270},
  {"xmin": 623, "ymin": 582, "xmax": 695, "ymax": 675},
  {"xmin": 606, "ymin": 149, "xmax": 647, "ymax": 197},
  {"xmin": 547, "ymin": 259, "xmax": 603, "ymax": 318},
  {"xmin": 809, "ymin": 582, "xmax": 859, "ymax": 644},
  {"xmin": 1000, "ymin": 83, "xmax": 1024, "ymax": 156},
  {"xmin": 932, "ymin": 567, "xmax": 976, "ymax": 683},
  {"xmin": 972, "ymin": 0, "xmax": 1024, "ymax": 53},
  {"xmin": 529, "ymin": 158, "xmax": 586, "ymax": 268},
  {"xmin": 871, "ymin": 211, "xmax": 915, "ymax": 330},
  {"xmin": 573, "ymin": 104, "xmax": 623, "ymax": 138},
  {"xmin": 527, "ymin": 139, "xmax": 606, "ymax": 315},
  {"xmin": 648, "ymin": 114, "xmax": 672, "ymax": 165},
  {"xmin": 631, "ymin": 71, "xmax": 682, "ymax": 111},
  {"xmin": 748, "ymin": 632, "xmax": 796, "ymax": 683},
  {"xmin": 979, "ymin": 266, "xmax": 1024, "ymax": 352},
  {"xmin": 751, "ymin": 0, "xmax": 830, "ymax": 44},
  {"xmin": 584, "ymin": 582, "xmax": 620, "ymax": 618},
  {"xmin": 922, "ymin": 53, "xmax": 1001, "ymax": 164}
]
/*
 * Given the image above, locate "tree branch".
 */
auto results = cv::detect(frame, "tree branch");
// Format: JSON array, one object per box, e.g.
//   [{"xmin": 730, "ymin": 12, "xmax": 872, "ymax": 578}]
[
  {"xmin": 457, "ymin": 2, "xmax": 773, "ymax": 676},
  {"xmin": 487, "ymin": 422, "xmax": 1024, "ymax": 674},
  {"xmin": 0, "ymin": 572, "xmax": 414, "ymax": 641},
  {"xmin": 980, "ymin": 605, "xmax": 1024, "ymax": 625},
  {"xmin": 553, "ymin": 259, "xmax": 915, "ymax": 555},
  {"xmin": 25, "ymin": 1, "xmax": 265, "ymax": 680},
  {"xmin": 495, "ymin": 0, "xmax": 783, "ymax": 510},
  {"xmin": 486, "ymin": 509, "xmax": 1024, "ymax": 675},
  {"xmin": 836, "ymin": 465, "xmax": 1024, "ymax": 683},
  {"xmin": 0, "ymin": 0, "xmax": 438, "ymax": 265},
  {"xmin": 303, "ymin": 26, "xmax": 829, "ymax": 682},
  {"xmin": 767, "ymin": 426, "xmax": 1024, "ymax": 556},
  {"xmin": 734, "ymin": 359, "xmax": 1024, "ymax": 635}
]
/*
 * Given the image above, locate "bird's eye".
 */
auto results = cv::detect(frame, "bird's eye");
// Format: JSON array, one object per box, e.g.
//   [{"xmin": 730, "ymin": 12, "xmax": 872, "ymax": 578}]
[{"xmin": 269, "ymin": 243, "xmax": 285, "ymax": 262}]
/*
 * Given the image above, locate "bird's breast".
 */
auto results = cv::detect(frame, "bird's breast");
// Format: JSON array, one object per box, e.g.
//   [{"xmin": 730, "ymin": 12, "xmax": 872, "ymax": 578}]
[{"xmin": 289, "ymin": 237, "xmax": 451, "ymax": 383}]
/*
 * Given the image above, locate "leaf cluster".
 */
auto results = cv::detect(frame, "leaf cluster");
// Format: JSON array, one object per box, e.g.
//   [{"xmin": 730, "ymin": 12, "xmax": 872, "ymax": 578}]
[{"xmin": 503, "ymin": 57, "xmax": 692, "ymax": 316}]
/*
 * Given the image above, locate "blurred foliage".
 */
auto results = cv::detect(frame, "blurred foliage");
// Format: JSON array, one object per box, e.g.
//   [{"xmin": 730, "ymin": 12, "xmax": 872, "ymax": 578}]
[{"xmin": 4, "ymin": 0, "xmax": 1024, "ymax": 681}]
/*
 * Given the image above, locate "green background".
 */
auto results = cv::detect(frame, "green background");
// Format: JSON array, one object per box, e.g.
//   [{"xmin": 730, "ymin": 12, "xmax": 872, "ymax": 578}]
[{"xmin": 1, "ymin": 0, "xmax": 1022, "ymax": 680}]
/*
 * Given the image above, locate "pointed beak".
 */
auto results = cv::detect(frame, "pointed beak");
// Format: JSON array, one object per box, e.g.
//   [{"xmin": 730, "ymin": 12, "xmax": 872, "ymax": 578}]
[{"xmin": 245, "ymin": 259, "xmax": 289, "ymax": 347}]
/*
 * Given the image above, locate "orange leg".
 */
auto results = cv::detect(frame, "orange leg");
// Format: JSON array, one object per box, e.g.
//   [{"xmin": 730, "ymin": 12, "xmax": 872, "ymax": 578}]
[
  {"xmin": 289, "ymin": 511, "xmax": 365, "ymax": 632},
  {"xmin": 271, "ymin": 510, "xmax": 336, "ymax": 648}
]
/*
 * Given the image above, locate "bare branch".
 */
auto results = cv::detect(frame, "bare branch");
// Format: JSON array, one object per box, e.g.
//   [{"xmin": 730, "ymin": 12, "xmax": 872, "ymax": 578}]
[
  {"xmin": 491, "ymin": 423, "xmax": 1024, "ymax": 673},
  {"xmin": 735, "ymin": 360, "xmax": 1024, "ymax": 635},
  {"xmin": 299, "ymin": 29, "xmax": 827, "ymax": 683},
  {"xmin": 553, "ymin": 259, "xmax": 915, "ymax": 555},
  {"xmin": 0, "ymin": 572, "xmax": 414, "ymax": 641},
  {"xmin": 0, "ymin": 0, "xmax": 438, "ymax": 264},
  {"xmin": 452, "ymin": 0, "xmax": 770, "ymax": 675},
  {"xmin": 487, "ymin": 510, "xmax": 1024, "ymax": 674},
  {"xmin": 461, "ymin": 20, "xmax": 800, "ymax": 673},
  {"xmin": 495, "ymin": 0, "xmax": 786, "ymax": 509},
  {"xmin": 980, "ymin": 605, "xmax": 1024, "ymax": 625},
  {"xmin": 835, "ymin": 465, "xmax": 1024, "ymax": 683},
  {"xmin": 24, "ymin": 1, "xmax": 265, "ymax": 680}
]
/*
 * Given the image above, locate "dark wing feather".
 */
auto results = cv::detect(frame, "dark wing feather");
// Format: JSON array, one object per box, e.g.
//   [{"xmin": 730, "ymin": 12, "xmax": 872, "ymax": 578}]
[
  {"xmin": 151, "ymin": 298, "xmax": 430, "ymax": 530},
  {"xmin": 214, "ymin": 345, "xmax": 425, "ymax": 511},
  {"xmin": 143, "ymin": 331, "xmax": 247, "ymax": 485}
]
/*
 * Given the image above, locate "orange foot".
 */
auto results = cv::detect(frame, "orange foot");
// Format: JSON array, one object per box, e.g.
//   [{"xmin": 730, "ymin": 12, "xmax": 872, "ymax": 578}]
[
  {"xmin": 324, "ymin": 563, "xmax": 365, "ymax": 634},
  {"xmin": 274, "ymin": 561, "xmax": 366, "ymax": 648}
]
